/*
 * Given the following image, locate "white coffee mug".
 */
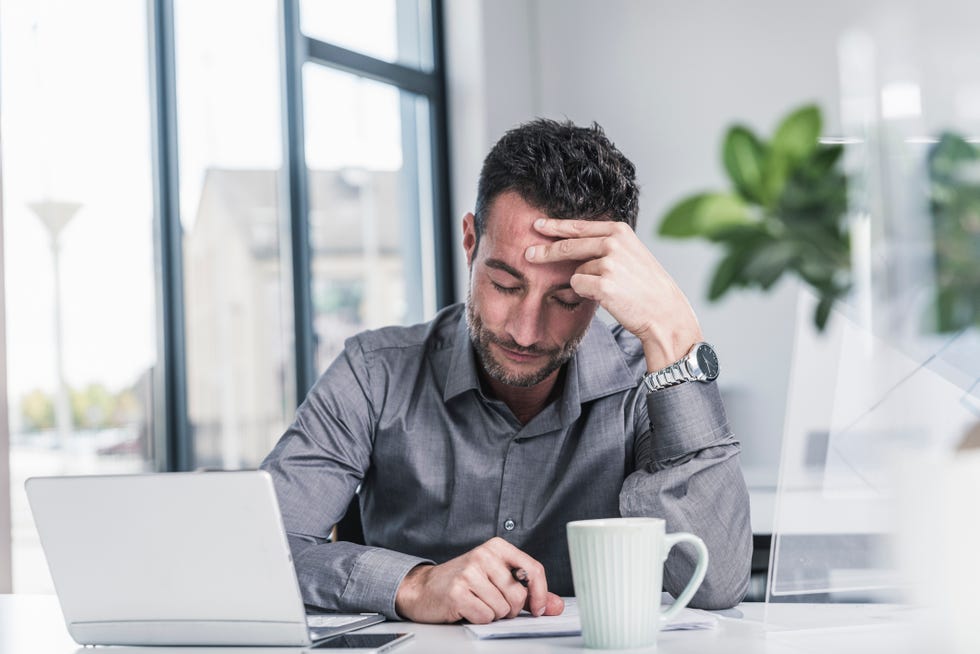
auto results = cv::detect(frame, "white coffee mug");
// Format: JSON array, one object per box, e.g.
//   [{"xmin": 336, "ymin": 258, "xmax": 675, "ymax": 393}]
[{"xmin": 567, "ymin": 517, "xmax": 709, "ymax": 649}]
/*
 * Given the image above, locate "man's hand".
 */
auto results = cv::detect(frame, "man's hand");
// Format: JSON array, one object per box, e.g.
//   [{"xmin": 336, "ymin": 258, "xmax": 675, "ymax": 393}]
[
  {"xmin": 525, "ymin": 218, "xmax": 703, "ymax": 371},
  {"xmin": 394, "ymin": 537, "xmax": 565, "ymax": 624}
]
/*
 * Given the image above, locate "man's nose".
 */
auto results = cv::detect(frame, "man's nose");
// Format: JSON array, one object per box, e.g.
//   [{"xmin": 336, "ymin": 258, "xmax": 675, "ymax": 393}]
[{"xmin": 505, "ymin": 298, "xmax": 545, "ymax": 348}]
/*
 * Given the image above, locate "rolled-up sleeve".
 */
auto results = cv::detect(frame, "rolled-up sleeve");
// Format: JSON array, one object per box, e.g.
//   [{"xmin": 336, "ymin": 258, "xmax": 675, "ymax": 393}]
[{"xmin": 619, "ymin": 381, "xmax": 752, "ymax": 609}]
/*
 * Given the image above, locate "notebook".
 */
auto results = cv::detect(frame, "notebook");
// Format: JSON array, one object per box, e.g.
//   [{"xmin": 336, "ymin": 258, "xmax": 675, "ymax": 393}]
[
  {"xmin": 25, "ymin": 470, "xmax": 384, "ymax": 646},
  {"xmin": 463, "ymin": 596, "xmax": 718, "ymax": 639}
]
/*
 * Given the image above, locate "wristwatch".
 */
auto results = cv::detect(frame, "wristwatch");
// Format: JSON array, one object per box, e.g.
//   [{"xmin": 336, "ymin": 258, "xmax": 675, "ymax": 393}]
[{"xmin": 642, "ymin": 342, "xmax": 719, "ymax": 392}]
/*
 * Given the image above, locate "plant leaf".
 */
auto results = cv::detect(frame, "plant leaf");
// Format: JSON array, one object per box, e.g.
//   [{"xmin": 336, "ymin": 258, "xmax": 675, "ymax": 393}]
[
  {"xmin": 708, "ymin": 250, "xmax": 747, "ymax": 300},
  {"xmin": 772, "ymin": 104, "xmax": 822, "ymax": 164},
  {"xmin": 723, "ymin": 125, "xmax": 768, "ymax": 204},
  {"xmin": 659, "ymin": 192, "xmax": 753, "ymax": 238},
  {"xmin": 741, "ymin": 241, "xmax": 798, "ymax": 289},
  {"xmin": 764, "ymin": 105, "xmax": 823, "ymax": 205},
  {"xmin": 807, "ymin": 143, "xmax": 844, "ymax": 176},
  {"xmin": 929, "ymin": 132, "xmax": 979, "ymax": 183},
  {"xmin": 697, "ymin": 193, "xmax": 754, "ymax": 236},
  {"xmin": 778, "ymin": 165, "xmax": 848, "ymax": 227},
  {"xmin": 705, "ymin": 222, "xmax": 771, "ymax": 244},
  {"xmin": 814, "ymin": 295, "xmax": 834, "ymax": 331},
  {"xmin": 797, "ymin": 256, "xmax": 837, "ymax": 287},
  {"xmin": 659, "ymin": 194, "xmax": 709, "ymax": 237}
]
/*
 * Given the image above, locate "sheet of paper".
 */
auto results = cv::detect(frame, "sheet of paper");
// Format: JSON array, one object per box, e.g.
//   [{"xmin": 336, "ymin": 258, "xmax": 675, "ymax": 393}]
[{"xmin": 463, "ymin": 597, "xmax": 719, "ymax": 640}]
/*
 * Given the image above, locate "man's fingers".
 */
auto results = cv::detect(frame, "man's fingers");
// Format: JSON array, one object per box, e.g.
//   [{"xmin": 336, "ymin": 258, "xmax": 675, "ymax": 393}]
[
  {"xmin": 455, "ymin": 591, "xmax": 499, "ymax": 625},
  {"xmin": 509, "ymin": 560, "xmax": 549, "ymax": 617},
  {"xmin": 483, "ymin": 538, "xmax": 550, "ymax": 617},
  {"xmin": 396, "ymin": 539, "xmax": 555, "ymax": 624},
  {"xmin": 569, "ymin": 272, "xmax": 607, "ymax": 301},
  {"xmin": 523, "ymin": 590, "xmax": 565, "ymax": 617},
  {"xmin": 486, "ymin": 566, "xmax": 529, "ymax": 618},
  {"xmin": 532, "ymin": 217, "xmax": 624, "ymax": 238},
  {"xmin": 463, "ymin": 569, "xmax": 515, "ymax": 621},
  {"xmin": 525, "ymin": 236, "xmax": 607, "ymax": 263},
  {"xmin": 544, "ymin": 592, "xmax": 565, "ymax": 616}
]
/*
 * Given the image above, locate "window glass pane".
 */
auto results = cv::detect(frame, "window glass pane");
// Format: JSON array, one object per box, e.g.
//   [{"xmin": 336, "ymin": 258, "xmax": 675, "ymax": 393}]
[
  {"xmin": 175, "ymin": 0, "xmax": 293, "ymax": 470},
  {"xmin": 303, "ymin": 64, "xmax": 436, "ymax": 373},
  {"xmin": 1, "ymin": 0, "xmax": 156, "ymax": 592},
  {"xmin": 300, "ymin": 0, "xmax": 433, "ymax": 72}
]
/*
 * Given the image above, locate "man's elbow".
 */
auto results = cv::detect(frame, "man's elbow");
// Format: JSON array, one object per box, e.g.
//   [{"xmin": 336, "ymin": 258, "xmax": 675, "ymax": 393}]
[
  {"xmin": 679, "ymin": 532, "xmax": 752, "ymax": 610},
  {"xmin": 686, "ymin": 562, "xmax": 750, "ymax": 610}
]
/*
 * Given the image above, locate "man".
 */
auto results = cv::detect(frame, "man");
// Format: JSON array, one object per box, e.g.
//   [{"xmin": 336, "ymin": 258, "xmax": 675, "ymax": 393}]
[{"xmin": 261, "ymin": 119, "xmax": 751, "ymax": 624}]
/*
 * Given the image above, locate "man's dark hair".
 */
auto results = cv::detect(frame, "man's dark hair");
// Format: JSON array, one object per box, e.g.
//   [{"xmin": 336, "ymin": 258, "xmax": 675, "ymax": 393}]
[{"xmin": 473, "ymin": 118, "xmax": 639, "ymax": 248}]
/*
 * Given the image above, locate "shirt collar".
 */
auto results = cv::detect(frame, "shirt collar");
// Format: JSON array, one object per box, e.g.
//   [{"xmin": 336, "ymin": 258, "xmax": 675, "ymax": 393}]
[
  {"xmin": 443, "ymin": 307, "xmax": 637, "ymax": 410},
  {"xmin": 444, "ymin": 311, "xmax": 482, "ymax": 402}
]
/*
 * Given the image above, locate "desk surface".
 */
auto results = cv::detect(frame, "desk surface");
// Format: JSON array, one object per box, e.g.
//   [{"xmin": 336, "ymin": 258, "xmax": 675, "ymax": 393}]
[{"xmin": 0, "ymin": 594, "xmax": 933, "ymax": 654}]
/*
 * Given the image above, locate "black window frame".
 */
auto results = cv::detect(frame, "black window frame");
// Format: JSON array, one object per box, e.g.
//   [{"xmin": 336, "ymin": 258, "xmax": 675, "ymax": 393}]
[{"xmin": 147, "ymin": 0, "xmax": 454, "ymax": 472}]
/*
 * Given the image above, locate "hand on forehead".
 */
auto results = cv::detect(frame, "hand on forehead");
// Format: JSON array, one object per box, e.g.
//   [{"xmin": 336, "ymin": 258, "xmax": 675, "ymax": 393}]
[
  {"xmin": 523, "ymin": 217, "xmax": 628, "ymax": 265},
  {"xmin": 481, "ymin": 194, "xmax": 587, "ymax": 277}
]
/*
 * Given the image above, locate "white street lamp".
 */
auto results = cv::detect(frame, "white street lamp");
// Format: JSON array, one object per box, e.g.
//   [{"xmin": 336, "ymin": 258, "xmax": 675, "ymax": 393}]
[{"xmin": 27, "ymin": 200, "xmax": 81, "ymax": 454}]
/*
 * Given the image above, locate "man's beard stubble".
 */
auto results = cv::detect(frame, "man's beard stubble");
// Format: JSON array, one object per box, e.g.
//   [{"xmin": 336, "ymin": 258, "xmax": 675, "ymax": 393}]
[{"xmin": 465, "ymin": 292, "xmax": 587, "ymax": 388}]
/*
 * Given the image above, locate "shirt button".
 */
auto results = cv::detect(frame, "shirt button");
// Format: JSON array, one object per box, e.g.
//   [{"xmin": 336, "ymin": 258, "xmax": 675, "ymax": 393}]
[{"xmin": 503, "ymin": 519, "xmax": 516, "ymax": 531}]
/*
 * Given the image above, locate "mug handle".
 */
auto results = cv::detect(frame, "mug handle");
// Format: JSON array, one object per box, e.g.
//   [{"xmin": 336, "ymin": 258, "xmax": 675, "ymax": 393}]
[{"xmin": 659, "ymin": 532, "xmax": 709, "ymax": 625}]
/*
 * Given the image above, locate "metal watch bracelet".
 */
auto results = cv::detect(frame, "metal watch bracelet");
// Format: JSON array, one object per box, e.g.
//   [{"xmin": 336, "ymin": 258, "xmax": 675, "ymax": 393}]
[{"xmin": 642, "ymin": 360, "xmax": 689, "ymax": 392}]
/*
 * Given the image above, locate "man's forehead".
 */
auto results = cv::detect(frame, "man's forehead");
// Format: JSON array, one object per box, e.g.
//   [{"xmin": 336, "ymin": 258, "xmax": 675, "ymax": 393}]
[
  {"xmin": 484, "ymin": 192, "xmax": 557, "ymax": 241},
  {"xmin": 482, "ymin": 193, "xmax": 563, "ymax": 255}
]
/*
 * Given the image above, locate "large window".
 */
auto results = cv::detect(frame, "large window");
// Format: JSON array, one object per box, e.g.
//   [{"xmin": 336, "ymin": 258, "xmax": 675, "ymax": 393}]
[
  {"xmin": 1, "ymin": 0, "xmax": 451, "ymax": 592},
  {"xmin": 303, "ymin": 66, "xmax": 437, "ymax": 370},
  {"xmin": 281, "ymin": 0, "xmax": 453, "ymax": 395},
  {"xmin": 174, "ymin": 0, "xmax": 294, "ymax": 470},
  {"xmin": 0, "ymin": 0, "xmax": 157, "ymax": 592}
]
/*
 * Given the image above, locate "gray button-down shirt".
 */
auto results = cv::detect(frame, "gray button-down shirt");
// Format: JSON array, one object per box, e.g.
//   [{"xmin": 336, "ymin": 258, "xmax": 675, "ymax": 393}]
[{"xmin": 261, "ymin": 304, "xmax": 751, "ymax": 619}]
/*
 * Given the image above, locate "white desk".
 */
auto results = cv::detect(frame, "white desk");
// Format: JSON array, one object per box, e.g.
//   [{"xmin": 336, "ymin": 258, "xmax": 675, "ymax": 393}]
[{"xmin": 0, "ymin": 595, "xmax": 933, "ymax": 654}]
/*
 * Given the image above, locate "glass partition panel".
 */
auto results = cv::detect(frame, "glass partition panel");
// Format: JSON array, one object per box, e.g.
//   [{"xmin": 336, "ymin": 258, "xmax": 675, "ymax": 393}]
[
  {"xmin": 768, "ymin": 4, "xmax": 980, "ymax": 637},
  {"xmin": 770, "ymin": 292, "xmax": 978, "ymax": 602}
]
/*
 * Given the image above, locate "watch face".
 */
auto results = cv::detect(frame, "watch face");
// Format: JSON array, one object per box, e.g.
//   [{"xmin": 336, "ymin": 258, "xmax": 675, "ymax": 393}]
[{"xmin": 696, "ymin": 345, "xmax": 719, "ymax": 379}]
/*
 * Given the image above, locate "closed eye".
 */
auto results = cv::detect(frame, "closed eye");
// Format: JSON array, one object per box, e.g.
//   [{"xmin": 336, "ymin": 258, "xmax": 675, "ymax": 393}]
[
  {"xmin": 491, "ymin": 281, "xmax": 521, "ymax": 295},
  {"xmin": 490, "ymin": 278, "xmax": 581, "ymax": 310},
  {"xmin": 553, "ymin": 296, "xmax": 582, "ymax": 311}
]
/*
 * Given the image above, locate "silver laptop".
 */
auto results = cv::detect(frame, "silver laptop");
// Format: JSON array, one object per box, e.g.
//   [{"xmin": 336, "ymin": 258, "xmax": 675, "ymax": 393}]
[{"xmin": 25, "ymin": 470, "xmax": 385, "ymax": 647}]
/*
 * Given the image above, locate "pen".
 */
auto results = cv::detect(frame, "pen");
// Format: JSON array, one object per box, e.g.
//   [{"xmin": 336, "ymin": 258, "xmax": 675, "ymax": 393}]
[{"xmin": 511, "ymin": 567, "xmax": 529, "ymax": 587}]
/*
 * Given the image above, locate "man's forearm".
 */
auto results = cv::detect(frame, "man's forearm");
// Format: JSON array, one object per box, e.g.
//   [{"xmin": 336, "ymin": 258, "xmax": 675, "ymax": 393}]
[
  {"xmin": 619, "ymin": 382, "xmax": 752, "ymax": 609},
  {"xmin": 620, "ymin": 440, "xmax": 751, "ymax": 609}
]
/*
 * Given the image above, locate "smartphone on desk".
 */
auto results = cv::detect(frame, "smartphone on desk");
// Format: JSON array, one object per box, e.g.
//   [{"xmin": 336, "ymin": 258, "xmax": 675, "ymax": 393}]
[{"xmin": 311, "ymin": 632, "xmax": 414, "ymax": 652}]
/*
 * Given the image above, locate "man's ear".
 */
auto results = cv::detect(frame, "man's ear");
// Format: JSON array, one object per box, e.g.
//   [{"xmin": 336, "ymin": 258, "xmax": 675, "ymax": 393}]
[{"xmin": 462, "ymin": 212, "xmax": 476, "ymax": 268}]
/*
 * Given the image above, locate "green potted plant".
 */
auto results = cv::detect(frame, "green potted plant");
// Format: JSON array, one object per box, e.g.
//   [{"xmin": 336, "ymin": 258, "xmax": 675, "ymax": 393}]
[{"xmin": 658, "ymin": 104, "xmax": 850, "ymax": 330}]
